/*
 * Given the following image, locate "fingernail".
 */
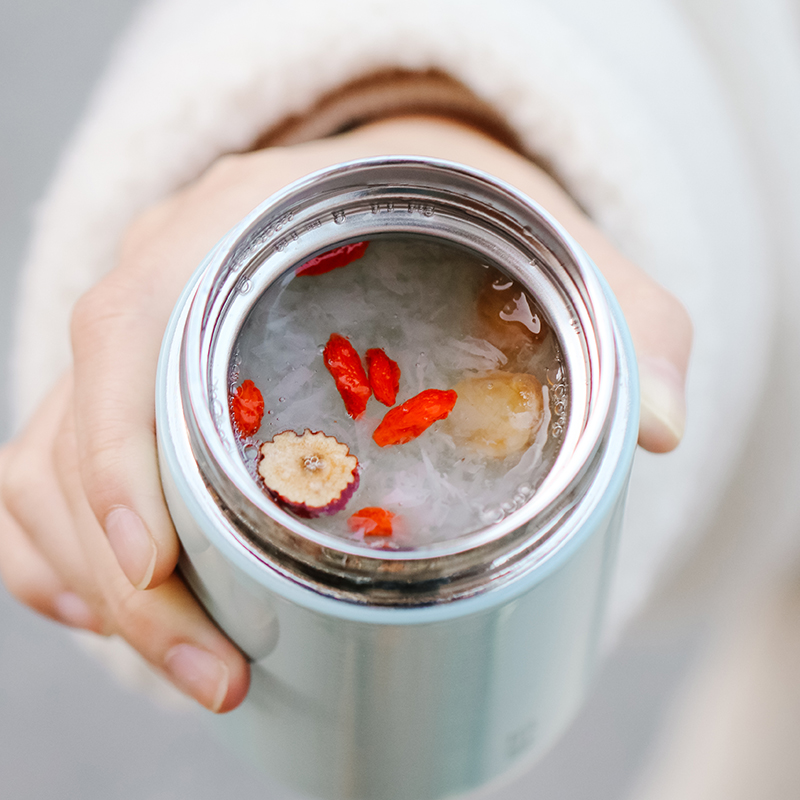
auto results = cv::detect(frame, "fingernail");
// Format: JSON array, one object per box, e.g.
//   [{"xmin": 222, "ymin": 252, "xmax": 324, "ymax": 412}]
[
  {"xmin": 164, "ymin": 643, "xmax": 230, "ymax": 712},
  {"xmin": 638, "ymin": 356, "xmax": 687, "ymax": 453},
  {"xmin": 104, "ymin": 507, "xmax": 157, "ymax": 590},
  {"xmin": 54, "ymin": 591, "xmax": 100, "ymax": 631}
]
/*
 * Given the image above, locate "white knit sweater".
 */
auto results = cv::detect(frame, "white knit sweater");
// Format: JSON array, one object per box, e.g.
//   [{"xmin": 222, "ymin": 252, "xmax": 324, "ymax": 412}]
[{"xmin": 11, "ymin": 0, "xmax": 800, "ymax": 681}]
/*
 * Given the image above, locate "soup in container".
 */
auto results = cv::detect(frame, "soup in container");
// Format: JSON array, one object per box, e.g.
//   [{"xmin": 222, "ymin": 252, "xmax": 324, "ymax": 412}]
[{"xmin": 156, "ymin": 156, "xmax": 639, "ymax": 800}]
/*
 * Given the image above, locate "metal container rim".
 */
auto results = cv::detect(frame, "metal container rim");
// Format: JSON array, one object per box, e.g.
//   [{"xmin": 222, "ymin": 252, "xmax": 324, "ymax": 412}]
[{"xmin": 176, "ymin": 156, "xmax": 625, "ymax": 599}]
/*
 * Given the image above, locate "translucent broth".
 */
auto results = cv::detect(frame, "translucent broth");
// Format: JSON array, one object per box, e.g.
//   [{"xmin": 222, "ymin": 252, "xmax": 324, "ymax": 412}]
[{"xmin": 230, "ymin": 236, "xmax": 567, "ymax": 548}]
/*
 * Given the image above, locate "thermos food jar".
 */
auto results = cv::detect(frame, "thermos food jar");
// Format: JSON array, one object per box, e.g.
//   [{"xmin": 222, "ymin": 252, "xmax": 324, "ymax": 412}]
[{"xmin": 156, "ymin": 157, "xmax": 638, "ymax": 800}]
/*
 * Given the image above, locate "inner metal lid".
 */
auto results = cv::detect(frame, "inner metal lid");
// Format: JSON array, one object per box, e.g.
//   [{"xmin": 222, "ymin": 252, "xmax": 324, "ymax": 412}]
[{"xmin": 178, "ymin": 156, "xmax": 629, "ymax": 605}]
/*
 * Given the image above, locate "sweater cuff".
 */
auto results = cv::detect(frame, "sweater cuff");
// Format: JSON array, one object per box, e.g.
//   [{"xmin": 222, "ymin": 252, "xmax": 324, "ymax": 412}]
[{"xmin": 253, "ymin": 68, "xmax": 523, "ymax": 153}]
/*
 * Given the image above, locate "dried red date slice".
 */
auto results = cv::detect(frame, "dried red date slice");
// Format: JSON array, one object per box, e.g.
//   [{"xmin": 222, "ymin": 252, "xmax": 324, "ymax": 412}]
[{"xmin": 258, "ymin": 430, "xmax": 359, "ymax": 518}]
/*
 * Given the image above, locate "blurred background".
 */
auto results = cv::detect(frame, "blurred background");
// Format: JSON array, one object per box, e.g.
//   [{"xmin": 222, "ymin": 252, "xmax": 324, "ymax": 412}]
[{"xmin": 0, "ymin": 2, "xmax": 702, "ymax": 797}]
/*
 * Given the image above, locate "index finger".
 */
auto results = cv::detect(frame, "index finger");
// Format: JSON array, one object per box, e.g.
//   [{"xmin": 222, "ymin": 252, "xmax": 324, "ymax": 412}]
[
  {"xmin": 68, "ymin": 191, "xmax": 235, "ymax": 588},
  {"xmin": 70, "ymin": 264, "xmax": 180, "ymax": 589}
]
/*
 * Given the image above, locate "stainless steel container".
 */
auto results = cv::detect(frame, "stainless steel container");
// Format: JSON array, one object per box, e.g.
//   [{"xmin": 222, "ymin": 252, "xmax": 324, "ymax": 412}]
[{"xmin": 156, "ymin": 157, "xmax": 638, "ymax": 800}]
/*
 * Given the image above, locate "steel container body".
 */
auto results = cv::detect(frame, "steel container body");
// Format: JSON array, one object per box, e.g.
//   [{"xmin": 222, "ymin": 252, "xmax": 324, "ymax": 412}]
[{"xmin": 156, "ymin": 157, "xmax": 639, "ymax": 800}]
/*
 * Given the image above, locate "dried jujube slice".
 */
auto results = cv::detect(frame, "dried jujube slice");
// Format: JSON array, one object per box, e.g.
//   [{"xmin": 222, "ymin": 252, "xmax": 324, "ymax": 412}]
[
  {"xmin": 475, "ymin": 267, "xmax": 550, "ymax": 363},
  {"xmin": 230, "ymin": 379, "xmax": 265, "ymax": 437},
  {"xmin": 258, "ymin": 430, "xmax": 359, "ymax": 518},
  {"xmin": 442, "ymin": 372, "xmax": 544, "ymax": 458},
  {"xmin": 373, "ymin": 389, "xmax": 458, "ymax": 447},
  {"xmin": 323, "ymin": 333, "xmax": 372, "ymax": 419},
  {"xmin": 348, "ymin": 507, "xmax": 395, "ymax": 537},
  {"xmin": 366, "ymin": 348, "xmax": 400, "ymax": 407}
]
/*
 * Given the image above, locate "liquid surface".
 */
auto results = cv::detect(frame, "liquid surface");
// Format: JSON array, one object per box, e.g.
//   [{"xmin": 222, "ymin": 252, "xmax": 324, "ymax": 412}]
[{"xmin": 230, "ymin": 237, "xmax": 567, "ymax": 547}]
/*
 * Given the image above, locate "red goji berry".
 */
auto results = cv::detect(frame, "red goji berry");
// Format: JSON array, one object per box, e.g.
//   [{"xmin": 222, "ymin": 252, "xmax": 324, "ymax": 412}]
[
  {"xmin": 348, "ymin": 507, "xmax": 394, "ymax": 537},
  {"xmin": 230, "ymin": 379, "xmax": 264, "ymax": 437},
  {"xmin": 296, "ymin": 241, "xmax": 369, "ymax": 277},
  {"xmin": 323, "ymin": 333, "xmax": 372, "ymax": 419},
  {"xmin": 366, "ymin": 348, "xmax": 401, "ymax": 407},
  {"xmin": 372, "ymin": 389, "xmax": 458, "ymax": 447}
]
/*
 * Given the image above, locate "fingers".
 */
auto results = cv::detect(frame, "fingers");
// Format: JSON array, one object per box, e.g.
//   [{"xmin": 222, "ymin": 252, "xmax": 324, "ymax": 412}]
[
  {"xmin": 565, "ymin": 225, "xmax": 693, "ymax": 453},
  {"xmin": 53, "ymin": 406, "xmax": 250, "ymax": 712},
  {"xmin": 1, "ymin": 376, "xmax": 251, "ymax": 712},
  {"xmin": 0, "ymin": 443, "xmax": 64, "ymax": 621},
  {"xmin": 0, "ymin": 500, "xmax": 99, "ymax": 630},
  {"xmin": 0, "ymin": 496, "xmax": 72, "ymax": 623},
  {"xmin": 0, "ymin": 428, "xmax": 103, "ymax": 632},
  {"xmin": 2, "ymin": 377, "xmax": 102, "ymax": 602},
  {"xmin": 70, "ymin": 272, "xmax": 180, "ymax": 590}
]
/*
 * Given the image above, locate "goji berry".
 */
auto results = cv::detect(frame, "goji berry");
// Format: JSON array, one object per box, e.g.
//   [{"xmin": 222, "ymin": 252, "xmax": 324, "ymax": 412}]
[
  {"xmin": 296, "ymin": 241, "xmax": 369, "ymax": 276},
  {"xmin": 348, "ymin": 507, "xmax": 394, "ymax": 537},
  {"xmin": 373, "ymin": 389, "xmax": 458, "ymax": 447},
  {"xmin": 323, "ymin": 333, "xmax": 372, "ymax": 419},
  {"xmin": 230, "ymin": 379, "xmax": 264, "ymax": 437},
  {"xmin": 366, "ymin": 348, "xmax": 401, "ymax": 407}
]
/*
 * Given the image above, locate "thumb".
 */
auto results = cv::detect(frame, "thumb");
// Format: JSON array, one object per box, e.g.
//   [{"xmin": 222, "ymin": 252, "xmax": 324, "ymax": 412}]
[{"xmin": 588, "ymin": 237, "xmax": 692, "ymax": 453}]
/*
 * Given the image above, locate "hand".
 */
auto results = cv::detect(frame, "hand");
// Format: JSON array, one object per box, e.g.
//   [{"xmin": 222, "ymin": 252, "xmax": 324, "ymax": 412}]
[
  {"xmin": 0, "ymin": 116, "xmax": 691, "ymax": 711},
  {"xmin": 0, "ymin": 376, "xmax": 250, "ymax": 713}
]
